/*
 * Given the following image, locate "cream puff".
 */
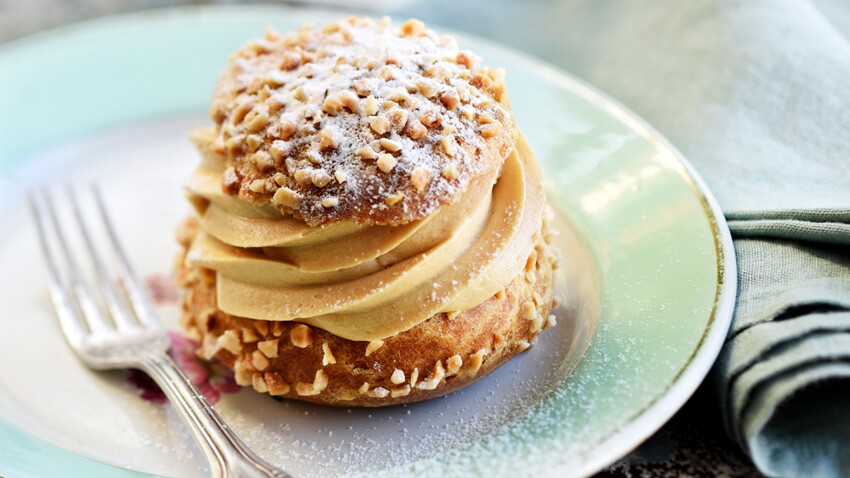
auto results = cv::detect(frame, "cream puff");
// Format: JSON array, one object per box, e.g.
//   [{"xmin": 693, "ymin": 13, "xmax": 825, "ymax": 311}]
[{"xmin": 176, "ymin": 16, "xmax": 558, "ymax": 406}]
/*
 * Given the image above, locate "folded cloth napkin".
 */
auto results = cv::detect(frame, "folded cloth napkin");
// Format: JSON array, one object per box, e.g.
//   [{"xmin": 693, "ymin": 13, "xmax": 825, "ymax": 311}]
[{"xmin": 400, "ymin": 0, "xmax": 850, "ymax": 476}]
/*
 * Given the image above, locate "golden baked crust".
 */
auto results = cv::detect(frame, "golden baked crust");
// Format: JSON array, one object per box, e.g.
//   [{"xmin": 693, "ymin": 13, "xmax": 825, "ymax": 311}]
[
  {"xmin": 176, "ymin": 221, "xmax": 557, "ymax": 407},
  {"xmin": 208, "ymin": 16, "xmax": 516, "ymax": 227}
]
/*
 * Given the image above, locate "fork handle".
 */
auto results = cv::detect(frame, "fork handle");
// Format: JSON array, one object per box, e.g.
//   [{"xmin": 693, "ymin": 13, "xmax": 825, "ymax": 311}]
[{"xmin": 140, "ymin": 354, "xmax": 292, "ymax": 478}]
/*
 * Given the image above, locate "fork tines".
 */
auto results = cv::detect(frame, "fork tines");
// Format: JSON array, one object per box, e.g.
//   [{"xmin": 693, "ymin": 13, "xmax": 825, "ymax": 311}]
[{"xmin": 29, "ymin": 186, "xmax": 161, "ymax": 350}]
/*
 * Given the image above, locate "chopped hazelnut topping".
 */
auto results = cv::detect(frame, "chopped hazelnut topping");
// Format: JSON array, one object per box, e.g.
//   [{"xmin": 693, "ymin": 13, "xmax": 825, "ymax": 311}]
[
  {"xmin": 377, "ymin": 65, "xmax": 395, "ymax": 81},
  {"xmin": 209, "ymin": 17, "xmax": 516, "ymax": 227},
  {"xmin": 400, "ymin": 18, "xmax": 425, "ymax": 36},
  {"xmin": 386, "ymin": 108, "xmax": 409, "ymax": 132},
  {"xmin": 304, "ymin": 149, "xmax": 321, "ymax": 165},
  {"xmin": 416, "ymin": 360, "xmax": 446, "ymax": 390},
  {"xmin": 272, "ymin": 321, "xmax": 284, "ymax": 337},
  {"xmin": 294, "ymin": 168, "xmax": 312, "ymax": 184},
  {"xmin": 242, "ymin": 327, "xmax": 260, "ymax": 343},
  {"xmin": 319, "ymin": 127, "xmax": 337, "ymax": 150},
  {"xmin": 258, "ymin": 339, "xmax": 279, "ymax": 358},
  {"xmin": 358, "ymin": 146, "xmax": 379, "ymax": 160},
  {"xmin": 311, "ymin": 169, "xmax": 332, "ymax": 187},
  {"xmin": 446, "ymin": 354, "xmax": 463, "ymax": 374},
  {"xmin": 314, "ymin": 369, "xmax": 329, "ymax": 391},
  {"xmin": 296, "ymin": 370, "xmax": 329, "ymax": 396},
  {"xmin": 468, "ymin": 348, "xmax": 488, "ymax": 373},
  {"xmin": 379, "ymin": 138, "xmax": 402, "ymax": 153},
  {"xmin": 386, "ymin": 88, "xmax": 410, "ymax": 103},
  {"xmin": 531, "ymin": 314, "xmax": 544, "ymax": 333},
  {"xmin": 409, "ymin": 368, "xmax": 420, "ymax": 388},
  {"xmin": 385, "ymin": 53, "xmax": 400, "ymax": 66},
  {"xmin": 278, "ymin": 119, "xmax": 297, "ymax": 140},
  {"xmin": 529, "ymin": 245, "xmax": 542, "ymax": 267},
  {"xmin": 391, "ymin": 369, "xmax": 406, "ymax": 384},
  {"xmin": 525, "ymin": 270, "xmax": 537, "ymax": 284},
  {"xmin": 410, "ymin": 165, "xmax": 431, "ymax": 192},
  {"xmin": 439, "ymin": 91, "xmax": 460, "ymax": 110},
  {"xmin": 201, "ymin": 333, "xmax": 221, "ymax": 360},
  {"xmin": 416, "ymin": 80, "xmax": 438, "ymax": 98},
  {"xmin": 406, "ymin": 120, "xmax": 427, "ymax": 140},
  {"xmin": 245, "ymin": 134, "xmax": 263, "ymax": 152},
  {"xmin": 321, "ymin": 21, "xmax": 341, "ymax": 34},
  {"xmin": 334, "ymin": 170, "xmax": 348, "ymax": 183},
  {"xmin": 248, "ymin": 179, "xmax": 267, "ymax": 194},
  {"xmin": 291, "ymin": 324, "xmax": 313, "ymax": 348},
  {"xmin": 252, "ymin": 350, "xmax": 270, "ymax": 371},
  {"xmin": 339, "ymin": 90, "xmax": 359, "ymax": 112},
  {"xmin": 353, "ymin": 79, "xmax": 373, "ymax": 97},
  {"xmin": 244, "ymin": 108, "xmax": 270, "ymax": 133},
  {"xmin": 552, "ymin": 295, "xmax": 562, "ymax": 309},
  {"xmin": 419, "ymin": 110, "xmax": 441, "ymax": 128},
  {"xmin": 254, "ymin": 320, "xmax": 269, "ymax": 336},
  {"xmin": 266, "ymin": 95, "xmax": 284, "ymax": 113},
  {"xmin": 533, "ymin": 292, "xmax": 546, "ymax": 307},
  {"xmin": 478, "ymin": 112, "xmax": 496, "ymax": 124},
  {"xmin": 385, "ymin": 193, "xmax": 405, "ymax": 205},
  {"xmin": 230, "ymin": 102, "xmax": 252, "ymax": 124},
  {"xmin": 520, "ymin": 301, "xmax": 538, "ymax": 321},
  {"xmin": 321, "ymin": 96, "xmax": 342, "ymax": 116},
  {"xmin": 279, "ymin": 51, "xmax": 301, "ymax": 70},
  {"xmin": 493, "ymin": 332, "xmax": 505, "ymax": 346},
  {"xmin": 253, "ymin": 151, "xmax": 274, "ymax": 173},
  {"xmin": 265, "ymin": 372, "xmax": 290, "ymax": 396},
  {"xmin": 440, "ymin": 135, "xmax": 456, "ymax": 157},
  {"xmin": 471, "ymin": 71, "xmax": 494, "ymax": 90},
  {"xmin": 233, "ymin": 361, "xmax": 252, "ymax": 386},
  {"xmin": 517, "ymin": 340, "xmax": 531, "ymax": 351},
  {"xmin": 377, "ymin": 154, "xmax": 397, "ymax": 173},
  {"xmin": 364, "ymin": 95, "xmax": 379, "ymax": 115},
  {"xmin": 368, "ymin": 116, "xmax": 391, "ymax": 134},
  {"xmin": 391, "ymin": 385, "xmax": 412, "ymax": 398},
  {"xmin": 271, "ymin": 187, "xmax": 303, "ymax": 209},
  {"xmin": 545, "ymin": 314, "xmax": 558, "ymax": 329},
  {"xmin": 217, "ymin": 330, "xmax": 242, "ymax": 354},
  {"xmin": 480, "ymin": 122, "xmax": 502, "ymax": 138},
  {"xmin": 369, "ymin": 387, "xmax": 390, "ymax": 398},
  {"xmin": 446, "ymin": 310, "xmax": 460, "ymax": 321},
  {"xmin": 321, "ymin": 196, "xmax": 339, "ymax": 208},
  {"xmin": 359, "ymin": 382, "xmax": 370, "ymax": 394},
  {"xmin": 442, "ymin": 163, "xmax": 459, "ymax": 180},
  {"xmin": 365, "ymin": 339, "xmax": 384, "ymax": 356},
  {"xmin": 495, "ymin": 288, "xmax": 506, "ymax": 300},
  {"xmin": 322, "ymin": 342, "xmax": 337, "ymax": 365},
  {"xmin": 455, "ymin": 51, "xmax": 475, "ymax": 69},
  {"xmin": 252, "ymin": 373, "xmax": 269, "ymax": 393},
  {"xmin": 272, "ymin": 172, "xmax": 287, "ymax": 186},
  {"xmin": 425, "ymin": 63, "xmax": 449, "ymax": 82},
  {"xmin": 224, "ymin": 137, "xmax": 243, "ymax": 157}
]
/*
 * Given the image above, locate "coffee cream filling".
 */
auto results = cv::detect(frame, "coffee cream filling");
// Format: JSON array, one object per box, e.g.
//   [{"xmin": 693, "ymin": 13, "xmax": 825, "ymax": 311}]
[{"xmin": 185, "ymin": 131, "xmax": 544, "ymax": 341}]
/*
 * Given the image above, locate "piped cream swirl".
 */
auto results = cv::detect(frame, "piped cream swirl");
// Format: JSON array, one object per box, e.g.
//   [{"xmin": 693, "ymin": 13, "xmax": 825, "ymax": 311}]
[{"xmin": 184, "ymin": 128, "xmax": 544, "ymax": 341}]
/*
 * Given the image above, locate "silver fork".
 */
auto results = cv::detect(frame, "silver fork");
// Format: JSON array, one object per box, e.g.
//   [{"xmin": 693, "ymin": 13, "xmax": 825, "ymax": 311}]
[{"xmin": 30, "ymin": 186, "xmax": 291, "ymax": 478}]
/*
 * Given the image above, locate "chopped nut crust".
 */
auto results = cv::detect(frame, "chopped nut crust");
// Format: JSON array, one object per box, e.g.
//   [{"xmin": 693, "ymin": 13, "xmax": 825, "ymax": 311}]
[
  {"xmin": 209, "ymin": 16, "xmax": 515, "ymax": 227},
  {"xmin": 290, "ymin": 324, "xmax": 313, "ymax": 348}
]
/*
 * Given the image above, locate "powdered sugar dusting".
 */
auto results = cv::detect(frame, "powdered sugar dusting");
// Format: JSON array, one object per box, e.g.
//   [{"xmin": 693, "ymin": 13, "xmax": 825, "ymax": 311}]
[{"xmin": 208, "ymin": 16, "xmax": 515, "ymax": 226}]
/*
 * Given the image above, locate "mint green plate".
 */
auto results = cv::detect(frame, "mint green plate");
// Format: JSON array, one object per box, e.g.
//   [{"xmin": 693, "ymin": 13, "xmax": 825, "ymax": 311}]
[{"xmin": 0, "ymin": 6, "xmax": 735, "ymax": 478}]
